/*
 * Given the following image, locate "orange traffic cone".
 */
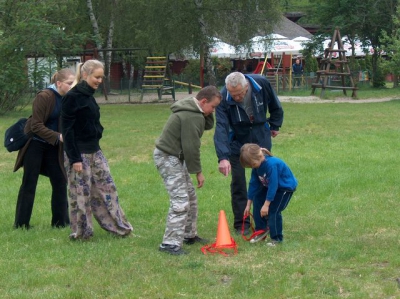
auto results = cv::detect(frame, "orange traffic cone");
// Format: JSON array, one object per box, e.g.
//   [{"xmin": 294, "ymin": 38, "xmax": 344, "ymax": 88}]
[
  {"xmin": 215, "ymin": 210, "xmax": 233, "ymax": 247},
  {"xmin": 201, "ymin": 210, "xmax": 238, "ymax": 256}
]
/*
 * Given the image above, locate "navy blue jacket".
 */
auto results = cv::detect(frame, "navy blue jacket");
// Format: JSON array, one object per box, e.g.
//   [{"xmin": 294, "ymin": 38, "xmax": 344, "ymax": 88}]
[
  {"xmin": 292, "ymin": 63, "xmax": 303, "ymax": 75},
  {"xmin": 214, "ymin": 74, "xmax": 283, "ymax": 161},
  {"xmin": 248, "ymin": 155, "xmax": 297, "ymax": 202}
]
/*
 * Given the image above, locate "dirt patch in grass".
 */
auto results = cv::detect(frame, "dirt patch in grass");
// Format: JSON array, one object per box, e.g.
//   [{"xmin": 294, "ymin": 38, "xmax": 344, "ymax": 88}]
[{"xmin": 95, "ymin": 92, "xmax": 399, "ymax": 105}]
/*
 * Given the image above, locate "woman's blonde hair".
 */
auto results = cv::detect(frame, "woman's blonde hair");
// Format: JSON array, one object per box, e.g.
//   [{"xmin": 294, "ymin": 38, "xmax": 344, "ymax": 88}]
[
  {"xmin": 72, "ymin": 59, "xmax": 104, "ymax": 87},
  {"xmin": 240, "ymin": 143, "xmax": 272, "ymax": 168},
  {"xmin": 50, "ymin": 68, "xmax": 74, "ymax": 84}
]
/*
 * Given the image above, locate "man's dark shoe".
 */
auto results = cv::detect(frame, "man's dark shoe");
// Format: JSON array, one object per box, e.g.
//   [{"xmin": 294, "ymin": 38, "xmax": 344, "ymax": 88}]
[
  {"xmin": 183, "ymin": 235, "xmax": 209, "ymax": 245},
  {"xmin": 235, "ymin": 228, "xmax": 250, "ymax": 236},
  {"xmin": 159, "ymin": 243, "xmax": 188, "ymax": 255}
]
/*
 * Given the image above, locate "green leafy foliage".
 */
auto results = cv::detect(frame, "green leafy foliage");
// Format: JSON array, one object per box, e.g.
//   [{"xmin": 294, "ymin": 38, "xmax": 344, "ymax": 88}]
[
  {"xmin": 0, "ymin": 0, "xmax": 87, "ymax": 113},
  {"xmin": 177, "ymin": 57, "xmax": 232, "ymax": 87},
  {"xmin": 380, "ymin": 6, "xmax": 400, "ymax": 87}
]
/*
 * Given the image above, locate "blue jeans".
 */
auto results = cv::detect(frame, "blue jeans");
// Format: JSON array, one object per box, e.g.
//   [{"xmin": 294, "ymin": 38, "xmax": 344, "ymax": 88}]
[{"xmin": 254, "ymin": 190, "xmax": 294, "ymax": 241}]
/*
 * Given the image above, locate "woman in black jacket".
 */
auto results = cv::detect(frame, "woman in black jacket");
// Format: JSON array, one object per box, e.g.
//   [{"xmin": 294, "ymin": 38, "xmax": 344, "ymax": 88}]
[{"xmin": 61, "ymin": 59, "xmax": 132, "ymax": 240}]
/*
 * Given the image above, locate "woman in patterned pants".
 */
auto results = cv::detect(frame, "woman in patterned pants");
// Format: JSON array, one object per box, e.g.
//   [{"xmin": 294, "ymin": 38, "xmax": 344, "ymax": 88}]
[{"xmin": 61, "ymin": 59, "xmax": 132, "ymax": 240}]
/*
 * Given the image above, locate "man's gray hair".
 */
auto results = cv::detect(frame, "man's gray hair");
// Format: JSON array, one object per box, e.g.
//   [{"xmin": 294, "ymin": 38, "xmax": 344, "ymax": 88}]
[{"xmin": 225, "ymin": 72, "xmax": 247, "ymax": 88}]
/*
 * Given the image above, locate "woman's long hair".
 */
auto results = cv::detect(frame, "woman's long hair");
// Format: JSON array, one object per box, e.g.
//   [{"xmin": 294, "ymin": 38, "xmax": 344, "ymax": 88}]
[
  {"xmin": 71, "ymin": 59, "xmax": 104, "ymax": 88},
  {"xmin": 51, "ymin": 68, "xmax": 74, "ymax": 84}
]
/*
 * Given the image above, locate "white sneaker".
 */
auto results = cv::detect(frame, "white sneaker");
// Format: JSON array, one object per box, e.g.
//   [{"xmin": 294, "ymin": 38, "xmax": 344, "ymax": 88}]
[{"xmin": 249, "ymin": 231, "xmax": 269, "ymax": 243}]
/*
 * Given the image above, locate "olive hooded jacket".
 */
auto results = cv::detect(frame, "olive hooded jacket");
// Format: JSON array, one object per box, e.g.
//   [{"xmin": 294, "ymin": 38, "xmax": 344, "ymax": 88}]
[{"xmin": 155, "ymin": 97, "xmax": 214, "ymax": 174}]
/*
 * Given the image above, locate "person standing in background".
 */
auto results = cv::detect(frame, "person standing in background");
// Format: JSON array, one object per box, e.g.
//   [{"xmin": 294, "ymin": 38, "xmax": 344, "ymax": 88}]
[{"xmin": 292, "ymin": 59, "xmax": 303, "ymax": 88}]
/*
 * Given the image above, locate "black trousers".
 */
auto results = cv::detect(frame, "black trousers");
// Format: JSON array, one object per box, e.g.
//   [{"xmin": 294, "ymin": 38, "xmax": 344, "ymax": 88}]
[
  {"xmin": 14, "ymin": 140, "xmax": 69, "ymax": 228},
  {"xmin": 229, "ymin": 154, "xmax": 250, "ymax": 230},
  {"xmin": 229, "ymin": 133, "xmax": 272, "ymax": 231}
]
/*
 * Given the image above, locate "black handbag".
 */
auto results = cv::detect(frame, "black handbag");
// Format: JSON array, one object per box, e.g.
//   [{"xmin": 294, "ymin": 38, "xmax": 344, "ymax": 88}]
[{"xmin": 4, "ymin": 117, "xmax": 30, "ymax": 152}]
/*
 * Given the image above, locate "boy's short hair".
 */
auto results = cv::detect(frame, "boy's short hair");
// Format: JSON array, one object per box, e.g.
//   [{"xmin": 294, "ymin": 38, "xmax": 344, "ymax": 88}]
[{"xmin": 196, "ymin": 86, "xmax": 221, "ymax": 102}]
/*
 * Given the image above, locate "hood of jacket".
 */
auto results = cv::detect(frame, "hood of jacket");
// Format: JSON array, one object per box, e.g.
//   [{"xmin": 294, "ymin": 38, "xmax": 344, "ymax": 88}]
[
  {"xmin": 75, "ymin": 80, "xmax": 96, "ymax": 97},
  {"xmin": 170, "ymin": 97, "xmax": 201, "ymax": 113}
]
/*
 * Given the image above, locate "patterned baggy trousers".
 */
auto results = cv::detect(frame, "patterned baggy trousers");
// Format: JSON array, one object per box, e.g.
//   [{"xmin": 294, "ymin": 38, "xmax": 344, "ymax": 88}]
[
  {"xmin": 153, "ymin": 148, "xmax": 198, "ymax": 247},
  {"xmin": 64, "ymin": 150, "xmax": 133, "ymax": 239}
]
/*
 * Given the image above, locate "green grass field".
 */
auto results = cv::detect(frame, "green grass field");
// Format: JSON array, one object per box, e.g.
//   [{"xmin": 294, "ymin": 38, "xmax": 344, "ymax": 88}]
[{"xmin": 0, "ymin": 96, "xmax": 399, "ymax": 298}]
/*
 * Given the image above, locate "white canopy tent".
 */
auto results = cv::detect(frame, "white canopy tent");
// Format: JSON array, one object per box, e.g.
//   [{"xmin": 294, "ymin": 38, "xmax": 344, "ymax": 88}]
[
  {"xmin": 292, "ymin": 36, "xmax": 311, "ymax": 42},
  {"xmin": 248, "ymin": 35, "xmax": 304, "ymax": 57},
  {"xmin": 321, "ymin": 38, "xmax": 374, "ymax": 57},
  {"xmin": 209, "ymin": 35, "xmax": 305, "ymax": 59},
  {"xmin": 170, "ymin": 35, "xmax": 312, "ymax": 61},
  {"xmin": 209, "ymin": 38, "xmax": 243, "ymax": 58}
]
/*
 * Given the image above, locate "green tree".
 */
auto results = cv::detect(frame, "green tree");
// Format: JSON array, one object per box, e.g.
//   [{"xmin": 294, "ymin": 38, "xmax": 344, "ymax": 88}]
[
  {"xmin": 110, "ymin": 0, "xmax": 282, "ymax": 86},
  {"xmin": 380, "ymin": 6, "xmax": 400, "ymax": 88},
  {"xmin": 0, "ymin": 0, "xmax": 87, "ymax": 113},
  {"xmin": 308, "ymin": 0, "xmax": 398, "ymax": 87}
]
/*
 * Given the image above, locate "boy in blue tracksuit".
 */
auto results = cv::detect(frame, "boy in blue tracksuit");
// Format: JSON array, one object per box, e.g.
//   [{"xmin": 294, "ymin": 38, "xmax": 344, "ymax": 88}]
[{"xmin": 240, "ymin": 143, "xmax": 297, "ymax": 245}]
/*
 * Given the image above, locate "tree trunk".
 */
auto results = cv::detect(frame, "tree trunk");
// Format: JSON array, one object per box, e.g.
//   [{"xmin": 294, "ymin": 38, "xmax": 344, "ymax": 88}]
[
  {"xmin": 104, "ymin": 18, "xmax": 115, "ymax": 93},
  {"xmin": 129, "ymin": 64, "xmax": 134, "ymax": 89},
  {"xmin": 203, "ymin": 43, "xmax": 215, "ymax": 86},
  {"xmin": 86, "ymin": 0, "xmax": 104, "ymax": 61},
  {"xmin": 195, "ymin": 0, "xmax": 216, "ymax": 86},
  {"xmin": 393, "ymin": 73, "xmax": 398, "ymax": 88}
]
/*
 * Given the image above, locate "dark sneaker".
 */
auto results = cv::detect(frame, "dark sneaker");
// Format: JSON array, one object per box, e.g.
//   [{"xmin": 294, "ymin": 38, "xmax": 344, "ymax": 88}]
[
  {"xmin": 183, "ymin": 236, "xmax": 209, "ymax": 245},
  {"xmin": 249, "ymin": 230, "xmax": 269, "ymax": 243},
  {"xmin": 159, "ymin": 243, "xmax": 188, "ymax": 255}
]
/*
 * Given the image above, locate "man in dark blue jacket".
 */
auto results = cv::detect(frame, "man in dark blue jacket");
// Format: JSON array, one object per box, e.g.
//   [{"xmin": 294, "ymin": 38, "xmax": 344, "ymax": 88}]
[{"xmin": 213, "ymin": 72, "xmax": 284, "ymax": 235}]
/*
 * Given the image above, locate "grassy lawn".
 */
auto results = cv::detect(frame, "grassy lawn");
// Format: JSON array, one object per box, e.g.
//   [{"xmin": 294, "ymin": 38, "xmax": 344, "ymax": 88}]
[{"xmin": 0, "ymin": 96, "xmax": 399, "ymax": 298}]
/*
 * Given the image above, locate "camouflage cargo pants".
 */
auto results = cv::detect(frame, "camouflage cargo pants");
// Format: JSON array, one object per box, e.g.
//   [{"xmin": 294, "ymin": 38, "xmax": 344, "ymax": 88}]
[
  {"xmin": 153, "ymin": 148, "xmax": 198, "ymax": 247},
  {"xmin": 64, "ymin": 150, "xmax": 133, "ymax": 239}
]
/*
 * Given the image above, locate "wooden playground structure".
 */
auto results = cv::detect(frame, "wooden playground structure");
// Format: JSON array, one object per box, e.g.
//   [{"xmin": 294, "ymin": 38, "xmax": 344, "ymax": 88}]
[
  {"xmin": 252, "ymin": 52, "xmax": 298, "ymax": 92},
  {"xmin": 311, "ymin": 28, "xmax": 358, "ymax": 98},
  {"xmin": 141, "ymin": 56, "xmax": 201, "ymax": 102},
  {"xmin": 141, "ymin": 51, "xmax": 305, "ymax": 101}
]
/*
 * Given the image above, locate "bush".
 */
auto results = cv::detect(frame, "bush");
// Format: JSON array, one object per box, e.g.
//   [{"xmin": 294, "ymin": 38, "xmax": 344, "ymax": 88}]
[
  {"xmin": 179, "ymin": 59, "xmax": 201, "ymax": 86},
  {"xmin": 371, "ymin": 57, "xmax": 386, "ymax": 88},
  {"xmin": 212, "ymin": 57, "xmax": 231, "ymax": 86},
  {"xmin": 0, "ymin": 53, "xmax": 30, "ymax": 114},
  {"xmin": 179, "ymin": 57, "xmax": 232, "ymax": 87}
]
